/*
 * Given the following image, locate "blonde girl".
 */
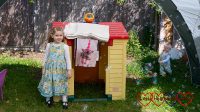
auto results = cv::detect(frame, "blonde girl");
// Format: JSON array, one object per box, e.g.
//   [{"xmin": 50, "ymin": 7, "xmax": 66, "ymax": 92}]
[{"xmin": 38, "ymin": 27, "xmax": 72, "ymax": 109}]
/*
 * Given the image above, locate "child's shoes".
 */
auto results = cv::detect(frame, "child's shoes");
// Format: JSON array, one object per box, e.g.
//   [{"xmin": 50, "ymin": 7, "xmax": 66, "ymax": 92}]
[
  {"xmin": 46, "ymin": 100, "xmax": 53, "ymax": 107},
  {"xmin": 161, "ymin": 74, "xmax": 166, "ymax": 77},
  {"xmin": 62, "ymin": 102, "xmax": 68, "ymax": 109},
  {"xmin": 46, "ymin": 97, "xmax": 53, "ymax": 107}
]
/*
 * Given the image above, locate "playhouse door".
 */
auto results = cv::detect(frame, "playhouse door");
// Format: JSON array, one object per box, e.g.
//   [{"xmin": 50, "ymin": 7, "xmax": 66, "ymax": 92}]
[
  {"xmin": 73, "ymin": 42, "xmax": 100, "ymax": 83},
  {"xmin": 73, "ymin": 42, "xmax": 108, "ymax": 99},
  {"xmin": 74, "ymin": 63, "xmax": 99, "ymax": 83}
]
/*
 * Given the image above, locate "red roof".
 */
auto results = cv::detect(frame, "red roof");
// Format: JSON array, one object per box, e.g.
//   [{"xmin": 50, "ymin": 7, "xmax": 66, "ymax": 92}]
[
  {"xmin": 99, "ymin": 22, "xmax": 128, "ymax": 39},
  {"xmin": 52, "ymin": 22, "xmax": 68, "ymax": 28},
  {"xmin": 52, "ymin": 22, "xmax": 129, "ymax": 46}
]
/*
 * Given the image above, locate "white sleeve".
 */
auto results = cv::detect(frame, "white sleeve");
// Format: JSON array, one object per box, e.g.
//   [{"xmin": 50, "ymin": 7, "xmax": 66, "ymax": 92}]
[
  {"xmin": 43, "ymin": 43, "xmax": 50, "ymax": 66},
  {"xmin": 64, "ymin": 44, "xmax": 72, "ymax": 70}
]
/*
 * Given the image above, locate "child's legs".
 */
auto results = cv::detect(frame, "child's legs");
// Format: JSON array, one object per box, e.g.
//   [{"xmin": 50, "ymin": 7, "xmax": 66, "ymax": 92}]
[
  {"xmin": 62, "ymin": 95, "xmax": 68, "ymax": 109},
  {"xmin": 160, "ymin": 65, "xmax": 166, "ymax": 75},
  {"xmin": 62, "ymin": 95, "xmax": 68, "ymax": 102},
  {"xmin": 164, "ymin": 65, "xmax": 172, "ymax": 75},
  {"xmin": 46, "ymin": 97, "xmax": 50, "ymax": 102},
  {"xmin": 164, "ymin": 65, "xmax": 175, "ymax": 82}
]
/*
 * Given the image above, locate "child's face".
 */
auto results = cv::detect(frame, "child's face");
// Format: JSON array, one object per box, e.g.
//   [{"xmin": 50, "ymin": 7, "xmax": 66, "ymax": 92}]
[
  {"xmin": 53, "ymin": 31, "xmax": 64, "ymax": 43},
  {"xmin": 163, "ymin": 46, "xmax": 170, "ymax": 52}
]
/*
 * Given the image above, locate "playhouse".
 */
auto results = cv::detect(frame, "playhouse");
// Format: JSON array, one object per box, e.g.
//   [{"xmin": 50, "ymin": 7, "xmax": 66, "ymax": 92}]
[{"xmin": 52, "ymin": 22, "xmax": 128, "ymax": 101}]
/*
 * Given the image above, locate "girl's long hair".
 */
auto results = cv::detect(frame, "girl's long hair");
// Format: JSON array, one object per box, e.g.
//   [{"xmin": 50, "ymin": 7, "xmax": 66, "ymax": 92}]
[{"xmin": 48, "ymin": 27, "xmax": 64, "ymax": 42}]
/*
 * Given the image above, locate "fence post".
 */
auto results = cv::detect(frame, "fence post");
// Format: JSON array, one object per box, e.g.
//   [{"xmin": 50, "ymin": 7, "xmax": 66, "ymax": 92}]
[{"xmin": 33, "ymin": 0, "xmax": 40, "ymax": 52}]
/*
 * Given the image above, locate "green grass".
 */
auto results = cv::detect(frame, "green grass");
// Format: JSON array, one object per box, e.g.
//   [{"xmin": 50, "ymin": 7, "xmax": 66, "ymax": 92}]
[{"xmin": 0, "ymin": 54, "xmax": 200, "ymax": 112}]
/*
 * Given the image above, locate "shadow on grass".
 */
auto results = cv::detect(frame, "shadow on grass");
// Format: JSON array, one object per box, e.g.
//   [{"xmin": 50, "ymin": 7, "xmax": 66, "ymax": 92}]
[
  {"xmin": 0, "ymin": 64, "xmax": 107, "ymax": 99},
  {"xmin": 0, "ymin": 64, "xmax": 43, "ymax": 98},
  {"xmin": 0, "ymin": 63, "xmax": 143, "ymax": 112}
]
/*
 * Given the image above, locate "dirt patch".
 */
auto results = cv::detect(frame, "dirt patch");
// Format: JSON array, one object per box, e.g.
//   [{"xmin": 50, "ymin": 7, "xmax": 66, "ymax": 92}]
[{"xmin": 0, "ymin": 50, "xmax": 44, "ymax": 61}]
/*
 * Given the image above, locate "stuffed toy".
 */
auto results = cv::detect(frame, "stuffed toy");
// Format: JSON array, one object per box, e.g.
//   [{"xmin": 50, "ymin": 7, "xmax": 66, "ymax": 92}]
[{"xmin": 144, "ymin": 63, "xmax": 157, "ymax": 84}]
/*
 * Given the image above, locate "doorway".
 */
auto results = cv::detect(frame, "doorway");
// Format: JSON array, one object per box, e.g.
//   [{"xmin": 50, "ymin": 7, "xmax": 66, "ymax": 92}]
[{"xmin": 73, "ymin": 41, "xmax": 108, "ymax": 99}]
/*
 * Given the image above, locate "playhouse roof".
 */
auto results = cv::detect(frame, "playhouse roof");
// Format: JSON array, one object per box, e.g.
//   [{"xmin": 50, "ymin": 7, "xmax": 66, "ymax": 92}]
[
  {"xmin": 52, "ymin": 22, "xmax": 129, "ymax": 40},
  {"xmin": 99, "ymin": 22, "xmax": 129, "ymax": 40}
]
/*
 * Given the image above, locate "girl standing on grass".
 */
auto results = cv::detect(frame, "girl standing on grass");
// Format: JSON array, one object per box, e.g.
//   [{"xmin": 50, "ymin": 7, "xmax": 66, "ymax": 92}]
[{"xmin": 38, "ymin": 27, "xmax": 72, "ymax": 109}]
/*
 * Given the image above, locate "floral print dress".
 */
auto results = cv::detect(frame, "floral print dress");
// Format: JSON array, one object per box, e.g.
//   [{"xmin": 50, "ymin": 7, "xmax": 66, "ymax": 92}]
[{"xmin": 38, "ymin": 42, "xmax": 68, "ymax": 97}]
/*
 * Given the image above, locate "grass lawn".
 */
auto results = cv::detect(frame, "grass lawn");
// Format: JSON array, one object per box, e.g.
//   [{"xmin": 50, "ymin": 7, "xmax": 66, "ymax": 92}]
[{"xmin": 0, "ymin": 54, "xmax": 200, "ymax": 112}]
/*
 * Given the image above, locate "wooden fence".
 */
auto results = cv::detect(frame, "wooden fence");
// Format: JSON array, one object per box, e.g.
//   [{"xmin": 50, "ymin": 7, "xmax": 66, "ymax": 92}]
[{"xmin": 0, "ymin": 0, "xmax": 156, "ymax": 51}]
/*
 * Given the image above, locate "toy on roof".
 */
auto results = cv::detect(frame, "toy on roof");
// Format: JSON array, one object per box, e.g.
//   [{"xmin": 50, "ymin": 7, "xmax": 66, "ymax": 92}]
[{"xmin": 84, "ymin": 13, "xmax": 95, "ymax": 23}]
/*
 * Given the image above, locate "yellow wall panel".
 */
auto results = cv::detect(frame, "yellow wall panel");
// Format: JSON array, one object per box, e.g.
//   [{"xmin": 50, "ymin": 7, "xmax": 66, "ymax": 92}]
[
  {"xmin": 109, "ymin": 75, "xmax": 122, "ymax": 78},
  {"xmin": 113, "ymin": 40, "xmax": 125, "ymax": 44},
  {"xmin": 109, "ymin": 64, "xmax": 123, "ymax": 69},
  {"xmin": 110, "ymin": 83, "xmax": 122, "ymax": 87},
  {"xmin": 109, "ymin": 77, "xmax": 122, "ymax": 83},
  {"xmin": 110, "ymin": 59, "xmax": 123, "ymax": 64},
  {"xmin": 107, "ymin": 39, "xmax": 128, "ymax": 100},
  {"xmin": 110, "ymin": 45, "xmax": 124, "ymax": 50},
  {"xmin": 109, "ymin": 87, "xmax": 122, "ymax": 92},
  {"xmin": 112, "ymin": 96, "xmax": 124, "ymax": 100},
  {"xmin": 68, "ymin": 69, "xmax": 74, "ymax": 95},
  {"xmin": 109, "ymin": 73, "xmax": 123, "ymax": 78},
  {"xmin": 122, "ymin": 40, "xmax": 128, "ymax": 99},
  {"xmin": 111, "ymin": 92, "xmax": 122, "ymax": 96},
  {"xmin": 110, "ymin": 50, "xmax": 123, "ymax": 55},
  {"xmin": 68, "ymin": 46, "xmax": 74, "ymax": 95},
  {"xmin": 109, "ymin": 68, "xmax": 123, "ymax": 74},
  {"xmin": 110, "ymin": 54, "xmax": 123, "ymax": 60}
]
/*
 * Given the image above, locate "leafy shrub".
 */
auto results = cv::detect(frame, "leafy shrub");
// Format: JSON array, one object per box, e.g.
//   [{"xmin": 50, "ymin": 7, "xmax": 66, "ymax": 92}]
[
  {"xmin": 127, "ymin": 61, "xmax": 144, "ymax": 79},
  {"xmin": 127, "ymin": 30, "xmax": 143, "ymax": 60},
  {"xmin": 127, "ymin": 30, "xmax": 159, "ymax": 78},
  {"xmin": 116, "ymin": 0, "xmax": 126, "ymax": 5}
]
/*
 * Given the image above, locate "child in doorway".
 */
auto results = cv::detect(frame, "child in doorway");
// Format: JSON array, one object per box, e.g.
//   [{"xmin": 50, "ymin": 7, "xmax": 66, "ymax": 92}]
[
  {"xmin": 38, "ymin": 27, "xmax": 72, "ymax": 109},
  {"xmin": 158, "ymin": 43, "xmax": 173, "ymax": 80}
]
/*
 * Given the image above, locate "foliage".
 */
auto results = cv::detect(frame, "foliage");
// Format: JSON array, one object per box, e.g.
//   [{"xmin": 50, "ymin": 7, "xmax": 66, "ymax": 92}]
[
  {"xmin": 28, "ymin": 0, "xmax": 35, "ymax": 4},
  {"xmin": 141, "ymin": 26, "xmax": 154, "ymax": 48},
  {"xmin": 127, "ymin": 61, "xmax": 144, "ymax": 79},
  {"xmin": 148, "ymin": 0, "xmax": 162, "ymax": 14},
  {"xmin": 127, "ymin": 30, "xmax": 158, "ymax": 79},
  {"xmin": 116, "ymin": 0, "xmax": 126, "ymax": 5},
  {"xmin": 127, "ymin": 30, "xmax": 143, "ymax": 60},
  {"xmin": 127, "ymin": 30, "xmax": 158, "ymax": 59}
]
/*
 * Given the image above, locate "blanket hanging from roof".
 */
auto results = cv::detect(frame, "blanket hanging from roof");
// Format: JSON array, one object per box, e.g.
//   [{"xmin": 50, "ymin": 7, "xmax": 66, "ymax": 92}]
[{"xmin": 63, "ymin": 23, "xmax": 109, "ymax": 42}]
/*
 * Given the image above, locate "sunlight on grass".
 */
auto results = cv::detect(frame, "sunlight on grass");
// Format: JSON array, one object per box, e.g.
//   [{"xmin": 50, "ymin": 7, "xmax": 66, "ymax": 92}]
[
  {"xmin": 0, "ymin": 54, "xmax": 199, "ymax": 112},
  {"xmin": 140, "ymin": 87, "xmax": 177, "ymax": 112},
  {"xmin": 0, "ymin": 54, "xmax": 41, "ymax": 67}
]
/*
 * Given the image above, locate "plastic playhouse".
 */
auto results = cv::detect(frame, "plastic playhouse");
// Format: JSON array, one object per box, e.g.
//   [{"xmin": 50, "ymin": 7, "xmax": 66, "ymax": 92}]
[{"xmin": 52, "ymin": 21, "xmax": 128, "ymax": 101}]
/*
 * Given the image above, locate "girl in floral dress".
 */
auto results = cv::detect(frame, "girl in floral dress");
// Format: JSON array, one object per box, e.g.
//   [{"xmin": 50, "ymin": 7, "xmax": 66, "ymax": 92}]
[{"xmin": 38, "ymin": 27, "xmax": 72, "ymax": 109}]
